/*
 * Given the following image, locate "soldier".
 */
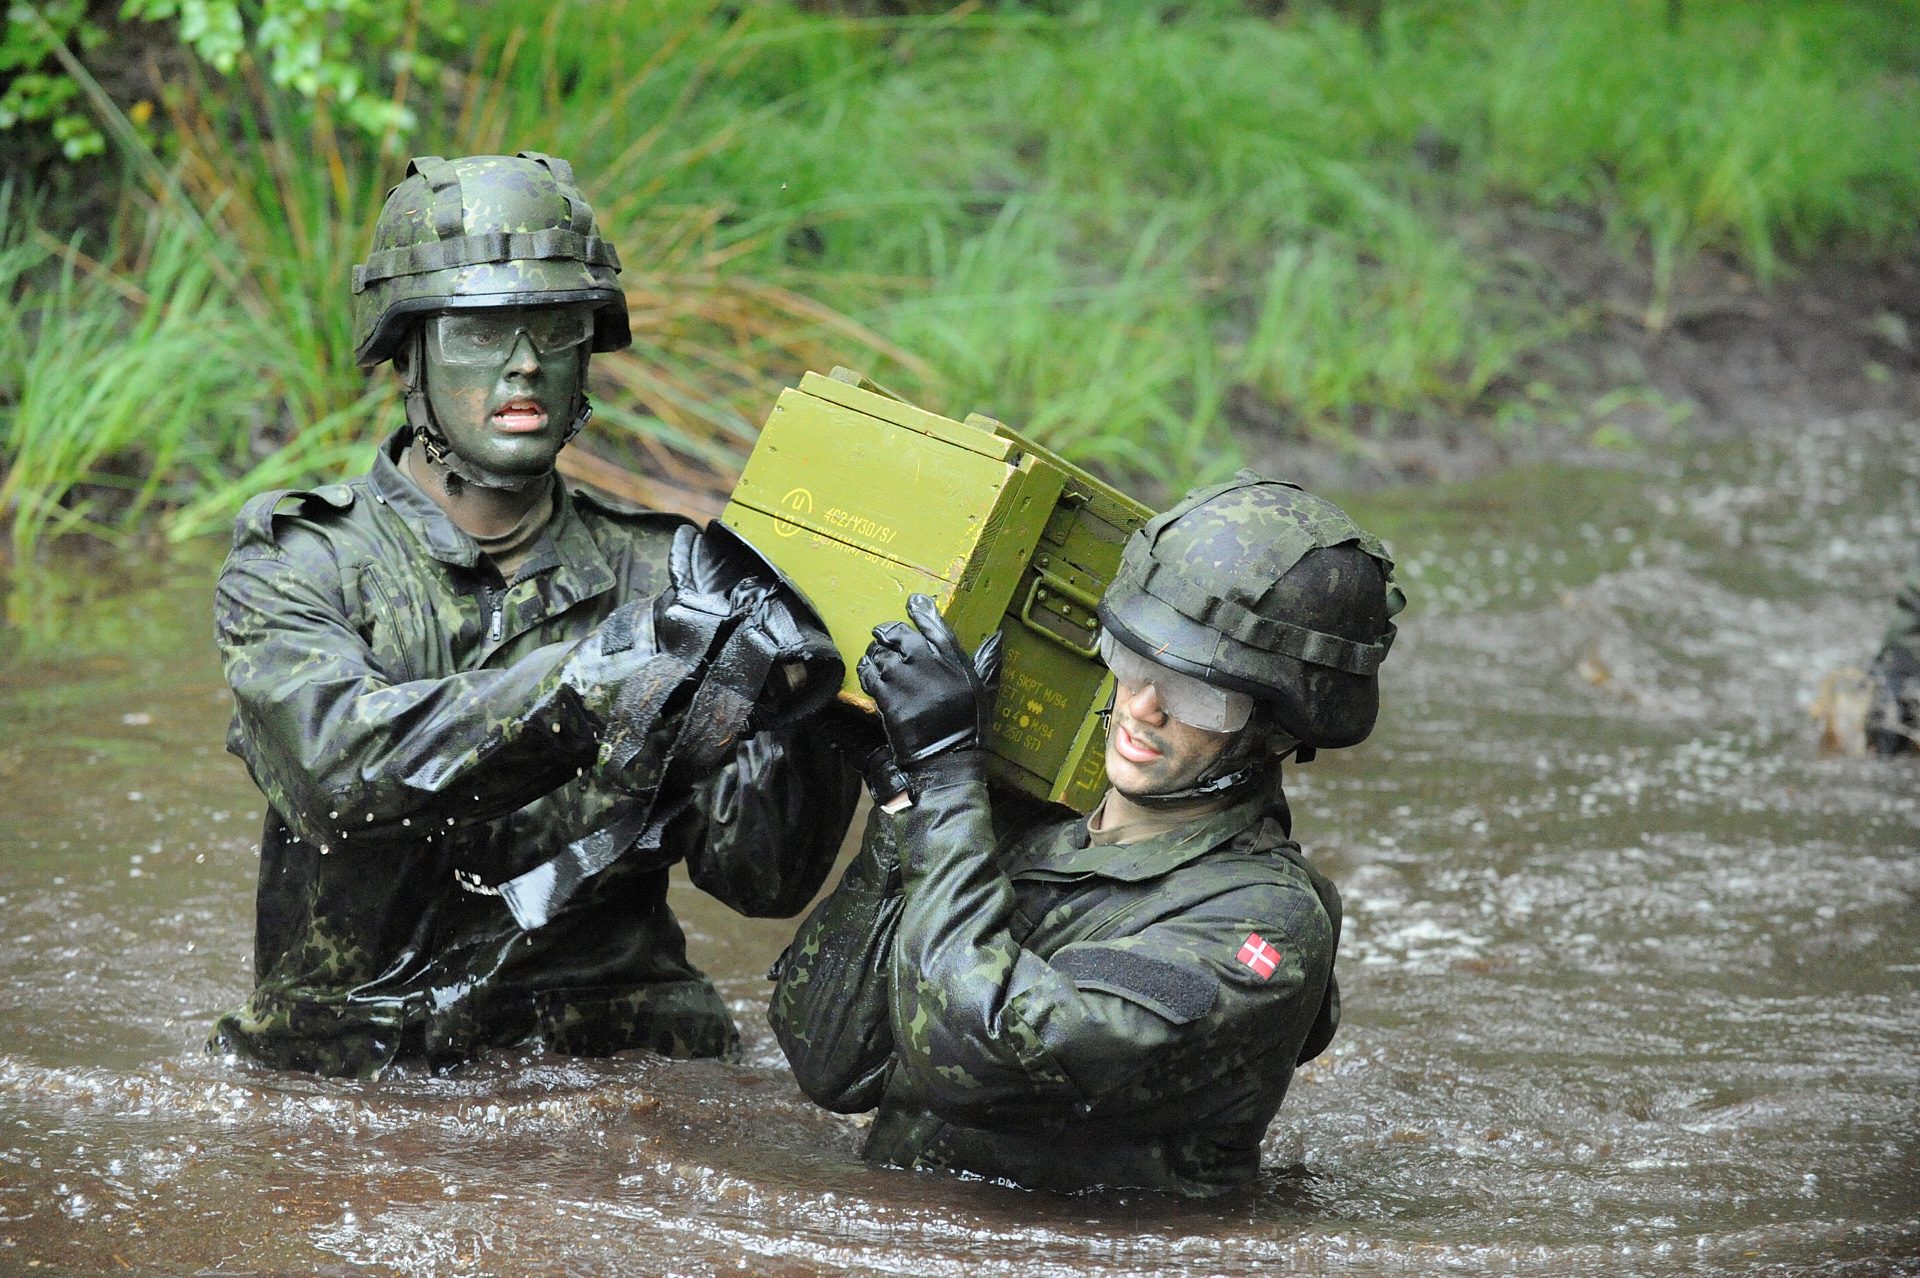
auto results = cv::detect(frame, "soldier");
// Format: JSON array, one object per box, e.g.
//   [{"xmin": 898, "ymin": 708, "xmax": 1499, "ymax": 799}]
[
  {"xmin": 1866, "ymin": 548, "xmax": 1920, "ymax": 755},
  {"xmin": 769, "ymin": 473, "xmax": 1403, "ymax": 1196},
  {"xmin": 209, "ymin": 153, "xmax": 860, "ymax": 1077}
]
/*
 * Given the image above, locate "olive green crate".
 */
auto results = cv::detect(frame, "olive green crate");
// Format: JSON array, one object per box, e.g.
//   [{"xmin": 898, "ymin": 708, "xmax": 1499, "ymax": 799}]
[{"xmin": 721, "ymin": 368, "xmax": 1153, "ymax": 812}]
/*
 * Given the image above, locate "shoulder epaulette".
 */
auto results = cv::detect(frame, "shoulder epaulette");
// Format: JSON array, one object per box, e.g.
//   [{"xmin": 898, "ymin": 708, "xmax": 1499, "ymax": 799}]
[
  {"xmin": 232, "ymin": 483, "xmax": 357, "ymax": 550},
  {"xmin": 570, "ymin": 484, "xmax": 693, "ymax": 527}
]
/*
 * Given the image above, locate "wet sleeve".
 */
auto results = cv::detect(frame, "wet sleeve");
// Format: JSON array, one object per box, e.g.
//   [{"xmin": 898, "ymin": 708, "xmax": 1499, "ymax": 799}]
[
  {"xmin": 887, "ymin": 754, "xmax": 1330, "ymax": 1127},
  {"xmin": 216, "ymin": 545, "xmax": 601, "ymax": 847},
  {"xmin": 683, "ymin": 721, "xmax": 862, "ymax": 918},
  {"xmin": 768, "ymin": 814, "xmax": 900, "ymax": 1112}
]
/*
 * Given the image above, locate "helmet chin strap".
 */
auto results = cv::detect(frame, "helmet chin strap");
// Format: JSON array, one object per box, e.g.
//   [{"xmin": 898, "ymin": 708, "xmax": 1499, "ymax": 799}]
[
  {"xmin": 1116, "ymin": 764, "xmax": 1265, "ymax": 811},
  {"xmin": 400, "ymin": 329, "xmax": 591, "ymax": 494},
  {"xmin": 1099, "ymin": 698, "xmax": 1298, "ymax": 810}
]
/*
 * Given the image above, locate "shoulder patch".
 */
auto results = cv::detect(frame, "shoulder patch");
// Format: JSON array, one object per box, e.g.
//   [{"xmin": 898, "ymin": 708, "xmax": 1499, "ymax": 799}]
[
  {"xmin": 1053, "ymin": 946, "xmax": 1217, "ymax": 1024},
  {"xmin": 1235, "ymin": 932, "xmax": 1283, "ymax": 980}
]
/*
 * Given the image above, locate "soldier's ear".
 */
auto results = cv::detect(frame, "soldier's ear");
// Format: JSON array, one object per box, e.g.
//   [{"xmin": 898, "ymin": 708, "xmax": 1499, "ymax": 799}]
[{"xmin": 394, "ymin": 326, "xmax": 424, "ymax": 393}]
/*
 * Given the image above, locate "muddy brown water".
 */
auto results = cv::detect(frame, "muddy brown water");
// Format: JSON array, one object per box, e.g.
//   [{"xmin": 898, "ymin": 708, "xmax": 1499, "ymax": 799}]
[{"xmin": 1, "ymin": 412, "xmax": 1916, "ymax": 1277}]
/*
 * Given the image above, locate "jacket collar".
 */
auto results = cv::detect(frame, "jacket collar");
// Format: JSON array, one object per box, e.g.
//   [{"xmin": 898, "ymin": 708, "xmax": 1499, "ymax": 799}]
[
  {"xmin": 370, "ymin": 430, "xmax": 481, "ymax": 567},
  {"xmin": 369, "ymin": 430, "xmax": 617, "ymax": 606},
  {"xmin": 1006, "ymin": 792, "xmax": 1278, "ymax": 883}
]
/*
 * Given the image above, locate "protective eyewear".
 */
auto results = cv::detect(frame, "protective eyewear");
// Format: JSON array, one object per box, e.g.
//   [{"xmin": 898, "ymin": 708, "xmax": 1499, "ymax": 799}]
[
  {"xmin": 1098, "ymin": 631, "xmax": 1253, "ymax": 733},
  {"xmin": 428, "ymin": 308, "xmax": 595, "ymax": 366}
]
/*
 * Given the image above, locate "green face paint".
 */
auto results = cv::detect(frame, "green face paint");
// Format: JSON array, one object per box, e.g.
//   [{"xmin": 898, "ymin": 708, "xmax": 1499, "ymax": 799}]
[{"xmin": 421, "ymin": 304, "xmax": 593, "ymax": 480}]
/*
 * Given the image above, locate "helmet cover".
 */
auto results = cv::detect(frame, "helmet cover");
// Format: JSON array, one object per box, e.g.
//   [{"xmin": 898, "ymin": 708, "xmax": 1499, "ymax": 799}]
[
  {"xmin": 352, "ymin": 151, "xmax": 630, "ymax": 368},
  {"xmin": 1097, "ymin": 470, "xmax": 1404, "ymax": 749}
]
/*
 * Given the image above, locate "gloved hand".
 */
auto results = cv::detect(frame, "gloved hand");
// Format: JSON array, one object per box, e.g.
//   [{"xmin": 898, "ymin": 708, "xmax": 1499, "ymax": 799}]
[
  {"xmin": 563, "ymin": 521, "xmax": 770, "ymax": 770},
  {"xmin": 856, "ymin": 593, "xmax": 1001, "ymax": 791},
  {"xmin": 730, "ymin": 579, "xmax": 844, "ymax": 733},
  {"xmin": 635, "ymin": 520, "xmax": 848, "ymax": 772},
  {"xmin": 653, "ymin": 523, "xmax": 758, "ymax": 661}
]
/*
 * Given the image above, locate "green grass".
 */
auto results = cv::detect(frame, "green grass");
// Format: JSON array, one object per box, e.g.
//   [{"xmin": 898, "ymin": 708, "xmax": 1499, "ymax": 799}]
[
  {"xmin": 4, "ymin": 0, "xmax": 1917, "ymax": 560},
  {"xmin": 492, "ymin": 0, "xmax": 1916, "ymax": 446},
  {"xmin": 1426, "ymin": 0, "xmax": 1920, "ymax": 315},
  {"xmin": 0, "ymin": 193, "xmax": 262, "ymax": 557}
]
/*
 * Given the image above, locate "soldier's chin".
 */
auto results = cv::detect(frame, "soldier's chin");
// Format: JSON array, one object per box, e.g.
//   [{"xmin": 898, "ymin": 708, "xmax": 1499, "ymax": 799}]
[
  {"xmin": 1106, "ymin": 763, "xmax": 1207, "ymax": 803},
  {"xmin": 495, "ymin": 450, "xmax": 560, "ymax": 476},
  {"xmin": 464, "ymin": 441, "xmax": 561, "ymax": 479},
  {"xmin": 1110, "ymin": 784, "xmax": 1213, "ymax": 810}
]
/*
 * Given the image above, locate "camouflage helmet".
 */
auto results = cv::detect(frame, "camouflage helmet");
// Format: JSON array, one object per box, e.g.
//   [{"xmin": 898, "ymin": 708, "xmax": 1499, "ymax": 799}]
[
  {"xmin": 1097, "ymin": 470, "xmax": 1404, "ymax": 751},
  {"xmin": 351, "ymin": 152, "xmax": 630, "ymax": 368}
]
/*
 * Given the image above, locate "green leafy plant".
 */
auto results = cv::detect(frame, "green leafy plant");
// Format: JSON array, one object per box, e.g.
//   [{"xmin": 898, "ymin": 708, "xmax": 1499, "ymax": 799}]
[
  {"xmin": 2, "ymin": 1, "xmax": 109, "ymax": 159},
  {"xmin": 4, "ymin": 0, "xmax": 461, "ymax": 161},
  {"xmin": 121, "ymin": 0, "xmax": 462, "ymax": 137}
]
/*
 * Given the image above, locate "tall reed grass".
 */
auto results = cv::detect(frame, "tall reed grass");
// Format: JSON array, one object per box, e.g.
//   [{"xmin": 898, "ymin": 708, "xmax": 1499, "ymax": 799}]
[
  {"xmin": 0, "ymin": 194, "xmax": 262, "ymax": 558},
  {"xmin": 5, "ymin": 0, "xmax": 1917, "ymax": 559}
]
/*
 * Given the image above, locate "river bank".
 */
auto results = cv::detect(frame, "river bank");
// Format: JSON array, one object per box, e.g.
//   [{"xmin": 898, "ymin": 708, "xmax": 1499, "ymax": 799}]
[{"xmin": 1246, "ymin": 217, "xmax": 1920, "ymax": 499}]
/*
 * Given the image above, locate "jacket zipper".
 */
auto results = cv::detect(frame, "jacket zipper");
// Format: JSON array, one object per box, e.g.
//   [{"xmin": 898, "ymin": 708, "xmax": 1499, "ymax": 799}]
[
  {"xmin": 476, "ymin": 577, "xmax": 506, "ymax": 647},
  {"xmin": 360, "ymin": 568, "xmax": 418, "ymax": 682}
]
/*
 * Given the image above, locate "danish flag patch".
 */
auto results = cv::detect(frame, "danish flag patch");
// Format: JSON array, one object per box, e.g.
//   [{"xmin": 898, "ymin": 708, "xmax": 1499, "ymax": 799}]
[{"xmin": 1237, "ymin": 933, "xmax": 1280, "ymax": 980}]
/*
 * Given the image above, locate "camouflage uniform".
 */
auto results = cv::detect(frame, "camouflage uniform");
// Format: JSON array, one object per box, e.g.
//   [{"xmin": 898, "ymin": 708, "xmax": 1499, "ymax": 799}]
[
  {"xmin": 770, "ymin": 472, "xmax": 1395, "ymax": 1196},
  {"xmin": 211, "ymin": 432, "xmax": 859, "ymax": 1076},
  {"xmin": 1868, "ymin": 547, "xmax": 1920, "ymax": 754},
  {"xmin": 769, "ymin": 761, "xmax": 1340, "ymax": 1197}
]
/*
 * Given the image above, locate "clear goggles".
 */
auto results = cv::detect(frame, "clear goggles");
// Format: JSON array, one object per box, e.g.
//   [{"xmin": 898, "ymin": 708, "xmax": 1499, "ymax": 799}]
[
  {"xmin": 1098, "ymin": 630, "xmax": 1253, "ymax": 733},
  {"xmin": 428, "ymin": 307, "xmax": 595, "ymax": 366}
]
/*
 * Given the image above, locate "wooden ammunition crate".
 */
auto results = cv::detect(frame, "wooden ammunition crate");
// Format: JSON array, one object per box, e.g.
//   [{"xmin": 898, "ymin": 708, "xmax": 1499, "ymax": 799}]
[{"xmin": 720, "ymin": 369, "xmax": 1153, "ymax": 812}]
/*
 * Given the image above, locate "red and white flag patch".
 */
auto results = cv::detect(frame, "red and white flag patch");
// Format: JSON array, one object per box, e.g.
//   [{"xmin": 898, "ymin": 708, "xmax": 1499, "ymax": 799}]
[{"xmin": 1237, "ymin": 932, "xmax": 1280, "ymax": 980}]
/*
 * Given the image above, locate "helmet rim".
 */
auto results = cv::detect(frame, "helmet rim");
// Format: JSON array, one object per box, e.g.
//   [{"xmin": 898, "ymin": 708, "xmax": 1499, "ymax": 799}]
[{"xmin": 351, "ymin": 152, "xmax": 631, "ymax": 369}]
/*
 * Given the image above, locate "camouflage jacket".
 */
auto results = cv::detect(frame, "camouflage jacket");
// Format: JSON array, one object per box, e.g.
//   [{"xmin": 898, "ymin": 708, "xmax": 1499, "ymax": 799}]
[
  {"xmin": 769, "ymin": 755, "xmax": 1340, "ymax": 1196},
  {"xmin": 1884, "ymin": 549, "xmax": 1920, "ymax": 664},
  {"xmin": 211, "ymin": 432, "xmax": 858, "ymax": 1077},
  {"xmin": 1868, "ymin": 547, "xmax": 1920, "ymax": 753}
]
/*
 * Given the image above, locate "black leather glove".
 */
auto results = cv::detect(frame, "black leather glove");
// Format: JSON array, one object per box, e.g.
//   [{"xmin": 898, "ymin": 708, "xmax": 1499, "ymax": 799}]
[
  {"xmin": 654, "ymin": 523, "xmax": 756, "ymax": 661},
  {"xmin": 567, "ymin": 523, "xmax": 776, "ymax": 776},
  {"xmin": 732, "ymin": 580, "xmax": 844, "ymax": 733},
  {"xmin": 640, "ymin": 520, "xmax": 847, "ymax": 770},
  {"xmin": 856, "ymin": 593, "xmax": 1001, "ymax": 787}
]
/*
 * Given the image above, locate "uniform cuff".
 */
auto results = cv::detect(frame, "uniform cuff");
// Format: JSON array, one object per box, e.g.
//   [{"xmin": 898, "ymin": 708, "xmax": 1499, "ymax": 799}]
[{"xmin": 903, "ymin": 748, "xmax": 988, "ymax": 796}]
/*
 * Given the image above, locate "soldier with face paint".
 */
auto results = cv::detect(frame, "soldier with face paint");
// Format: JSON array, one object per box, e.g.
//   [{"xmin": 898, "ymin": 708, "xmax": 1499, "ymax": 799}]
[
  {"xmin": 769, "ymin": 472, "xmax": 1404, "ymax": 1196},
  {"xmin": 209, "ymin": 153, "xmax": 861, "ymax": 1077},
  {"xmin": 1866, "ymin": 547, "xmax": 1920, "ymax": 756}
]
